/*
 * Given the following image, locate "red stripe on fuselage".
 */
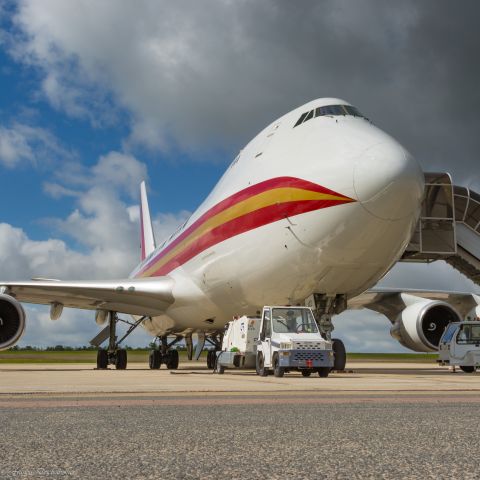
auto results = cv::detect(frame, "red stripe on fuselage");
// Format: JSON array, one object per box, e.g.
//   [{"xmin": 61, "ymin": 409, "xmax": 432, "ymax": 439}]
[
  {"xmin": 147, "ymin": 198, "xmax": 350, "ymax": 276},
  {"xmin": 137, "ymin": 176, "xmax": 351, "ymax": 275}
]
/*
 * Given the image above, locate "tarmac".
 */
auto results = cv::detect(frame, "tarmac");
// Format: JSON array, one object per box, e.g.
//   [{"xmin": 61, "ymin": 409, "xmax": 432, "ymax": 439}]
[
  {"xmin": 1, "ymin": 361, "xmax": 479, "ymax": 479},
  {"xmin": 1, "ymin": 361, "xmax": 479, "ymax": 394}
]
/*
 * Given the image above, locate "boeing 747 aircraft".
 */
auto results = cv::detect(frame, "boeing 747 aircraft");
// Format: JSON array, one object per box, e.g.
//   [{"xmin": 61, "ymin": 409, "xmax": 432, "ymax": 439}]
[{"xmin": 2, "ymin": 98, "xmax": 480, "ymax": 370}]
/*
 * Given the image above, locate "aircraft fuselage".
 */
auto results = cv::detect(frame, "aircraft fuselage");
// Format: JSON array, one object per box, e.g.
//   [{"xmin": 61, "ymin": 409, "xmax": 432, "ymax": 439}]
[{"xmin": 132, "ymin": 98, "xmax": 425, "ymax": 336}]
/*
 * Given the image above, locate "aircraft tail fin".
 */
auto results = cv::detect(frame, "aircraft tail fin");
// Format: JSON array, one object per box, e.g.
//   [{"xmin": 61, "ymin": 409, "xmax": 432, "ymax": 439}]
[{"xmin": 140, "ymin": 181, "xmax": 156, "ymax": 261}]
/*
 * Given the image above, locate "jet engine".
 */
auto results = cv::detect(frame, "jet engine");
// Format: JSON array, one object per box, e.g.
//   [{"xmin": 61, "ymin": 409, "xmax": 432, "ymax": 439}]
[
  {"xmin": 0, "ymin": 294, "xmax": 26, "ymax": 350},
  {"xmin": 390, "ymin": 300, "xmax": 461, "ymax": 352}
]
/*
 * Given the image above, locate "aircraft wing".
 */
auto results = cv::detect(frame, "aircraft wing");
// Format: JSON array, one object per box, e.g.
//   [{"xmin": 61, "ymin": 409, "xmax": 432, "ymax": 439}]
[
  {"xmin": 0, "ymin": 277, "xmax": 175, "ymax": 317},
  {"xmin": 348, "ymin": 288, "xmax": 480, "ymax": 322}
]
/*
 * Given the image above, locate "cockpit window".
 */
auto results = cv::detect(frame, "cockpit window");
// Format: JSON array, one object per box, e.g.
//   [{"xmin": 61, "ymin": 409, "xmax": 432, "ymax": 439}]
[
  {"xmin": 294, "ymin": 104, "xmax": 364, "ymax": 128},
  {"xmin": 304, "ymin": 110, "xmax": 314, "ymax": 122},
  {"xmin": 293, "ymin": 111, "xmax": 308, "ymax": 128}
]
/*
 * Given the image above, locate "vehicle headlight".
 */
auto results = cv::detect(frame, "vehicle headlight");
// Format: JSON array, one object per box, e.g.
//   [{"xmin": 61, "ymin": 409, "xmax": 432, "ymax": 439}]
[{"xmin": 280, "ymin": 342, "xmax": 293, "ymax": 350}]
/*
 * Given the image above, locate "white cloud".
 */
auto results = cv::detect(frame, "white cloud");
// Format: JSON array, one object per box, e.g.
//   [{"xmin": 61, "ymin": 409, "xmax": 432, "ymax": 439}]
[
  {"xmin": 7, "ymin": 1, "xmax": 421, "ymax": 152},
  {"xmin": 92, "ymin": 151, "xmax": 147, "ymax": 198},
  {"xmin": 19, "ymin": 305, "xmax": 151, "ymax": 348},
  {"xmin": 43, "ymin": 182, "xmax": 80, "ymax": 199},
  {"xmin": 0, "ymin": 150, "xmax": 189, "ymax": 347},
  {"xmin": 3, "ymin": 0, "xmax": 480, "ymax": 351},
  {"xmin": 0, "ymin": 122, "xmax": 71, "ymax": 168},
  {"xmin": 334, "ymin": 310, "xmax": 410, "ymax": 354}
]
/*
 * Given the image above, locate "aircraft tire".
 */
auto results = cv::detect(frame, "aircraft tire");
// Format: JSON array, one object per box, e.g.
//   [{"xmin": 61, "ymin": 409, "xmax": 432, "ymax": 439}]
[
  {"xmin": 207, "ymin": 350, "xmax": 215, "ymax": 369},
  {"xmin": 301, "ymin": 370, "xmax": 311, "ymax": 377},
  {"xmin": 332, "ymin": 338, "xmax": 346, "ymax": 371},
  {"xmin": 96, "ymin": 349, "xmax": 108, "ymax": 369},
  {"xmin": 460, "ymin": 365, "xmax": 475, "ymax": 373},
  {"xmin": 166, "ymin": 349, "xmax": 179, "ymax": 370},
  {"xmin": 149, "ymin": 350, "xmax": 161, "ymax": 369},
  {"xmin": 115, "ymin": 349, "xmax": 127, "ymax": 370}
]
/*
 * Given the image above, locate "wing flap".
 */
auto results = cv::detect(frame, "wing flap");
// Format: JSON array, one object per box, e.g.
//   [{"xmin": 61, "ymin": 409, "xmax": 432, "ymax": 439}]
[{"xmin": 0, "ymin": 277, "xmax": 174, "ymax": 317}]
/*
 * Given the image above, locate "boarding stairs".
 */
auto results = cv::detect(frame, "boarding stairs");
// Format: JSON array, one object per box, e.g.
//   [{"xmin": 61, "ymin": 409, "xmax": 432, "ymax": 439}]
[{"xmin": 401, "ymin": 172, "xmax": 480, "ymax": 286}]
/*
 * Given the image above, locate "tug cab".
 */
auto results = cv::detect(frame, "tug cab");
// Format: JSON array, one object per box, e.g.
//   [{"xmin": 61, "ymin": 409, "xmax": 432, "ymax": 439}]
[{"xmin": 256, "ymin": 306, "xmax": 334, "ymax": 377}]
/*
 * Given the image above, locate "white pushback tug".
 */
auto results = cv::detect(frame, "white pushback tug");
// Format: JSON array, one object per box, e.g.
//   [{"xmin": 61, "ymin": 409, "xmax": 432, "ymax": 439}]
[{"xmin": 215, "ymin": 306, "xmax": 334, "ymax": 377}]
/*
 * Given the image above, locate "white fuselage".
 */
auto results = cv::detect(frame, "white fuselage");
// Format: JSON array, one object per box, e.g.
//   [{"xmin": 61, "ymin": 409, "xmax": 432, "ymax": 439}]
[{"xmin": 132, "ymin": 98, "xmax": 425, "ymax": 336}]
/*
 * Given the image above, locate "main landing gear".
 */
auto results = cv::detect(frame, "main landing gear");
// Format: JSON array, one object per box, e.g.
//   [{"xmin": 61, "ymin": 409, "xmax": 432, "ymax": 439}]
[
  {"xmin": 148, "ymin": 335, "xmax": 181, "ymax": 370},
  {"xmin": 92, "ymin": 311, "xmax": 147, "ymax": 370}
]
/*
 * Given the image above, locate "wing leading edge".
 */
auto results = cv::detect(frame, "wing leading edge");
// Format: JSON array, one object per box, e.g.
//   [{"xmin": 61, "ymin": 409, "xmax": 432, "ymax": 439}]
[
  {"xmin": 0, "ymin": 277, "xmax": 175, "ymax": 317},
  {"xmin": 349, "ymin": 288, "xmax": 480, "ymax": 322}
]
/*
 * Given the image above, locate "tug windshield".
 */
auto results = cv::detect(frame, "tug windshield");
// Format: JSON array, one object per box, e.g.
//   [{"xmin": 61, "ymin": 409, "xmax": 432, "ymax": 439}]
[
  {"xmin": 456, "ymin": 324, "xmax": 480, "ymax": 344},
  {"xmin": 271, "ymin": 308, "xmax": 318, "ymax": 334}
]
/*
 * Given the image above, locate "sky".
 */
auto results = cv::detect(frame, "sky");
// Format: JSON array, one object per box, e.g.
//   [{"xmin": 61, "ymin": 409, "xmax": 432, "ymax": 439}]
[{"xmin": 1, "ymin": 0, "xmax": 480, "ymax": 352}]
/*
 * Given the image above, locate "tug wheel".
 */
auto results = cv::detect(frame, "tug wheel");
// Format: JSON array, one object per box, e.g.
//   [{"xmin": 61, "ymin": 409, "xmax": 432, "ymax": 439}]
[
  {"xmin": 318, "ymin": 367, "xmax": 330, "ymax": 378},
  {"xmin": 256, "ymin": 352, "xmax": 268, "ymax": 377},
  {"xmin": 273, "ymin": 354, "xmax": 284, "ymax": 378}
]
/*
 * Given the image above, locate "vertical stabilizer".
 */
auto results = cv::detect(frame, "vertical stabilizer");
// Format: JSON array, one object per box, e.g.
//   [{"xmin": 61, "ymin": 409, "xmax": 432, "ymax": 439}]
[{"xmin": 140, "ymin": 181, "xmax": 156, "ymax": 261}]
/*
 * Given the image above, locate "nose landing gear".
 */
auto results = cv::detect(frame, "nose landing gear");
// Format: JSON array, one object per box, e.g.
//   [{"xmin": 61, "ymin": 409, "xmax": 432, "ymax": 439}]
[{"xmin": 306, "ymin": 293, "xmax": 348, "ymax": 372}]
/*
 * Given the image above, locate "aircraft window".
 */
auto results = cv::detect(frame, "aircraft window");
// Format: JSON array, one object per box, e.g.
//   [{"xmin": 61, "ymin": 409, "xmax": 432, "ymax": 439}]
[
  {"xmin": 294, "ymin": 104, "xmax": 365, "ymax": 127},
  {"xmin": 324, "ymin": 105, "xmax": 337, "ymax": 115},
  {"xmin": 293, "ymin": 112, "xmax": 308, "ymax": 127},
  {"xmin": 344, "ymin": 105, "xmax": 363, "ymax": 117}
]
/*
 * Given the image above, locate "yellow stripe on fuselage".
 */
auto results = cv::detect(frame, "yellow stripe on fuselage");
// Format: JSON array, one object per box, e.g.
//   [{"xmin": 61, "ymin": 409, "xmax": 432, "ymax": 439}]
[{"xmin": 140, "ymin": 187, "xmax": 349, "ymax": 277}]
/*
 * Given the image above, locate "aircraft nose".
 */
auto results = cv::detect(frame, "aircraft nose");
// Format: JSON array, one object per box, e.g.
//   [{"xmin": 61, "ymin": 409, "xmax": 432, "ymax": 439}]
[{"xmin": 353, "ymin": 142, "xmax": 424, "ymax": 221}]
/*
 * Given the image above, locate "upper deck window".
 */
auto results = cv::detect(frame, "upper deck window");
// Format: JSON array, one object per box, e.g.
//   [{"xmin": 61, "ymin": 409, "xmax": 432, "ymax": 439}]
[{"xmin": 294, "ymin": 104, "xmax": 365, "ymax": 128}]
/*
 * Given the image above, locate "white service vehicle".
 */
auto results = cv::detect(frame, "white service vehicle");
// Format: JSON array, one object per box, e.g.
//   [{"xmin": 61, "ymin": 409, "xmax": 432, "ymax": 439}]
[
  {"xmin": 438, "ymin": 321, "xmax": 480, "ymax": 372},
  {"xmin": 215, "ymin": 315, "xmax": 261, "ymax": 373},
  {"xmin": 256, "ymin": 306, "xmax": 334, "ymax": 378}
]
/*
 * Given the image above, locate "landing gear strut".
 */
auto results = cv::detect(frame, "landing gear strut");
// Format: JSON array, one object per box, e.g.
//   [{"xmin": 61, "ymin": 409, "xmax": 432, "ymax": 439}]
[
  {"xmin": 92, "ymin": 311, "xmax": 147, "ymax": 370},
  {"xmin": 148, "ymin": 335, "xmax": 182, "ymax": 370},
  {"xmin": 306, "ymin": 293, "xmax": 347, "ymax": 372}
]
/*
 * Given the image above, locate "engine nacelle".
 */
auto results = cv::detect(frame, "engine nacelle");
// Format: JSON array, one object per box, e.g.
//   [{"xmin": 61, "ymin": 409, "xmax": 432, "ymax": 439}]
[
  {"xmin": 0, "ymin": 294, "xmax": 26, "ymax": 350},
  {"xmin": 390, "ymin": 300, "xmax": 461, "ymax": 352}
]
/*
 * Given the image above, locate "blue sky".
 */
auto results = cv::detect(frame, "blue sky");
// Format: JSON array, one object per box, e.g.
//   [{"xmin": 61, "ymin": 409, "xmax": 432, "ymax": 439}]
[
  {"xmin": 0, "ymin": 15, "xmax": 228, "ymax": 241},
  {"xmin": 1, "ymin": 1, "xmax": 479, "ymax": 351}
]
